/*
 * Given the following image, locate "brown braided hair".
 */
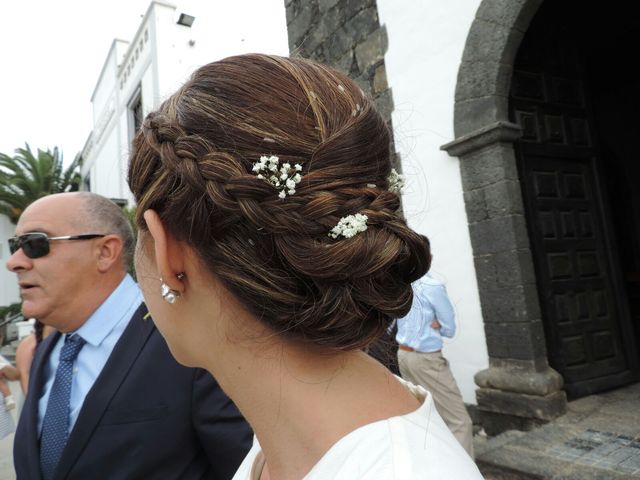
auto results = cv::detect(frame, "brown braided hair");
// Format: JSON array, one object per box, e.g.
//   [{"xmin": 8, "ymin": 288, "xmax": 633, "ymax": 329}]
[{"xmin": 128, "ymin": 54, "xmax": 431, "ymax": 351}]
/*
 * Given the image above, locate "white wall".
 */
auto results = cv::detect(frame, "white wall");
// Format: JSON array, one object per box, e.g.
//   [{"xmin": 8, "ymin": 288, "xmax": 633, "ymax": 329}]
[
  {"xmin": 155, "ymin": 0, "xmax": 290, "ymax": 105},
  {"xmin": 377, "ymin": 0, "xmax": 488, "ymax": 403},
  {"xmin": 0, "ymin": 216, "xmax": 19, "ymax": 307},
  {"xmin": 84, "ymin": 0, "xmax": 289, "ymax": 203}
]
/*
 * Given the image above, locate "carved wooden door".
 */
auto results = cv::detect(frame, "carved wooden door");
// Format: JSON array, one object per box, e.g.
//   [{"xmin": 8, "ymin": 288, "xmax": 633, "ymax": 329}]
[{"xmin": 511, "ymin": 69, "xmax": 639, "ymax": 398}]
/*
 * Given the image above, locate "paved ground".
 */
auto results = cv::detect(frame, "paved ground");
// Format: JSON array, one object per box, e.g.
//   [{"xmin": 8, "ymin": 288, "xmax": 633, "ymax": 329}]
[{"xmin": 475, "ymin": 382, "xmax": 640, "ymax": 479}]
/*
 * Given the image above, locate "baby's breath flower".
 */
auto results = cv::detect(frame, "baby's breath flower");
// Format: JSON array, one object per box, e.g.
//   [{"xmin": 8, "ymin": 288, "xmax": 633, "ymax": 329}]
[
  {"xmin": 329, "ymin": 213, "xmax": 368, "ymax": 239},
  {"xmin": 252, "ymin": 155, "xmax": 304, "ymax": 199},
  {"xmin": 387, "ymin": 168, "xmax": 405, "ymax": 194}
]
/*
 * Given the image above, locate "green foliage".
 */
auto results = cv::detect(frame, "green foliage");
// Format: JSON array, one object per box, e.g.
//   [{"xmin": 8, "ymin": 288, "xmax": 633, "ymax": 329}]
[
  {"xmin": 0, "ymin": 302, "xmax": 22, "ymax": 320},
  {"xmin": 0, "ymin": 144, "xmax": 81, "ymax": 224},
  {"xmin": 122, "ymin": 206, "xmax": 138, "ymax": 241}
]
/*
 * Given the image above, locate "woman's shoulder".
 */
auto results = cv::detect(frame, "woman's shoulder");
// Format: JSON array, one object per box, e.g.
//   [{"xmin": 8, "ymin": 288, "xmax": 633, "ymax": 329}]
[
  {"xmin": 305, "ymin": 390, "xmax": 483, "ymax": 479},
  {"xmin": 233, "ymin": 383, "xmax": 484, "ymax": 480}
]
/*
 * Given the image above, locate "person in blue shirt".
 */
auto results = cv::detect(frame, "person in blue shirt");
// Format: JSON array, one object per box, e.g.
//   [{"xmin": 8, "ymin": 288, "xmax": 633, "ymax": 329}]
[
  {"xmin": 396, "ymin": 274, "xmax": 475, "ymax": 457},
  {"xmin": 7, "ymin": 192, "xmax": 252, "ymax": 479}
]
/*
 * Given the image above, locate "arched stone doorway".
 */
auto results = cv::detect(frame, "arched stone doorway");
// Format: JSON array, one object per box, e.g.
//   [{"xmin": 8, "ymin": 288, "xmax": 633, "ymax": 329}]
[
  {"xmin": 443, "ymin": 0, "xmax": 640, "ymax": 433},
  {"xmin": 510, "ymin": 1, "xmax": 640, "ymax": 400}
]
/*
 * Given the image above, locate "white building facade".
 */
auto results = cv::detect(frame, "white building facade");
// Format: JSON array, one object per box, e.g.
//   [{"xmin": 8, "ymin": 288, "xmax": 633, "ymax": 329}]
[
  {"xmin": 81, "ymin": 0, "xmax": 289, "ymax": 203},
  {"xmin": 0, "ymin": 215, "xmax": 19, "ymax": 307}
]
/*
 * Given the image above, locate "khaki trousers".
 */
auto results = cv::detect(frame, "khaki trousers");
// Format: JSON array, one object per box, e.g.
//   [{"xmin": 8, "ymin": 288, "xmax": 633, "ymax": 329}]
[{"xmin": 398, "ymin": 349, "xmax": 474, "ymax": 458}]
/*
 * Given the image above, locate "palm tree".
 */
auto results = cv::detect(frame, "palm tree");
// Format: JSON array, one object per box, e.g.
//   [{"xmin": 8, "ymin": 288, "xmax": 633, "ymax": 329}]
[{"xmin": 0, "ymin": 144, "xmax": 81, "ymax": 223}]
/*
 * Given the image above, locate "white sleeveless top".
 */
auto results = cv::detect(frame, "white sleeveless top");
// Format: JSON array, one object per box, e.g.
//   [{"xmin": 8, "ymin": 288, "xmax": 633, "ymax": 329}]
[{"xmin": 232, "ymin": 378, "xmax": 484, "ymax": 479}]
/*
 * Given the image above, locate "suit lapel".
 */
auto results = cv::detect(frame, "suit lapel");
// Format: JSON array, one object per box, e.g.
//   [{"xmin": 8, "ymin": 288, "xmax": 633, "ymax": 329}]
[
  {"xmin": 54, "ymin": 304, "xmax": 154, "ymax": 479},
  {"xmin": 22, "ymin": 331, "xmax": 61, "ymax": 480}
]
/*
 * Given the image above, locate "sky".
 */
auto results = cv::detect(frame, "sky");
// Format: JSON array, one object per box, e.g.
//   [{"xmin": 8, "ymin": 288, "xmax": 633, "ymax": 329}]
[{"xmin": 0, "ymin": 0, "xmax": 288, "ymax": 164}]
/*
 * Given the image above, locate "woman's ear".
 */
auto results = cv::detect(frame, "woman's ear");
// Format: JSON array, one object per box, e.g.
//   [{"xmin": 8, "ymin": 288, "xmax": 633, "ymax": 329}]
[{"xmin": 143, "ymin": 209, "xmax": 186, "ymax": 292}]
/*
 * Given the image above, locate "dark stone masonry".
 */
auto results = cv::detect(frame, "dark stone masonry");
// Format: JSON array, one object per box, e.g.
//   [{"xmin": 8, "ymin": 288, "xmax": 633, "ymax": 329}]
[{"xmin": 284, "ymin": 0, "xmax": 398, "ymax": 166}]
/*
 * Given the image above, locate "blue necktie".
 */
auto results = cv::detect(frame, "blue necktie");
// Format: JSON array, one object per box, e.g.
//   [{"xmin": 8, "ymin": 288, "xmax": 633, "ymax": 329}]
[{"xmin": 40, "ymin": 334, "xmax": 86, "ymax": 480}]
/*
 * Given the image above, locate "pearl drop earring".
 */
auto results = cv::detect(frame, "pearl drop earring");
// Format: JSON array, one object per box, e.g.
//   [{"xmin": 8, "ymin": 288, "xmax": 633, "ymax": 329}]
[{"xmin": 160, "ymin": 281, "xmax": 180, "ymax": 304}]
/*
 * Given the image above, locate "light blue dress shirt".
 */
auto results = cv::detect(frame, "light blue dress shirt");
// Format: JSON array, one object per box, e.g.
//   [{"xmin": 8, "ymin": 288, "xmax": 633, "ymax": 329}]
[
  {"xmin": 395, "ymin": 275, "xmax": 456, "ymax": 352},
  {"xmin": 38, "ymin": 274, "xmax": 143, "ymax": 435}
]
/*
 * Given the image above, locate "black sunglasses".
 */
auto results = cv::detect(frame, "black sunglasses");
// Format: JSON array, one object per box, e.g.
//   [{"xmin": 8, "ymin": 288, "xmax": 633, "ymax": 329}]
[{"xmin": 8, "ymin": 232, "xmax": 106, "ymax": 259}]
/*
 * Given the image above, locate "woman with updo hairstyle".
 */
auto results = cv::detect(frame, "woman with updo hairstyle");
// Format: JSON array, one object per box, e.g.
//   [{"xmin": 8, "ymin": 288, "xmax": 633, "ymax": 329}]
[{"xmin": 128, "ymin": 54, "xmax": 482, "ymax": 479}]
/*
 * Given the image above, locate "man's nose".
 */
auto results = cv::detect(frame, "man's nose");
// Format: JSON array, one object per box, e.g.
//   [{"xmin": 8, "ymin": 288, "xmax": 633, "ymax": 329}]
[{"xmin": 6, "ymin": 247, "xmax": 31, "ymax": 272}]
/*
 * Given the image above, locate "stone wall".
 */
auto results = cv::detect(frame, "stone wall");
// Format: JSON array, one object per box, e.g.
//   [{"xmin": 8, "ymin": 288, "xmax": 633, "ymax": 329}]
[{"xmin": 284, "ymin": 0, "xmax": 395, "ymax": 157}]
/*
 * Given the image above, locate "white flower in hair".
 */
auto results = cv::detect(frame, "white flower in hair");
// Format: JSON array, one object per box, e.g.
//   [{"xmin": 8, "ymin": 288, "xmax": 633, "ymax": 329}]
[
  {"xmin": 387, "ymin": 168, "xmax": 405, "ymax": 194},
  {"xmin": 252, "ymin": 154, "xmax": 304, "ymax": 199},
  {"xmin": 329, "ymin": 213, "xmax": 369, "ymax": 239}
]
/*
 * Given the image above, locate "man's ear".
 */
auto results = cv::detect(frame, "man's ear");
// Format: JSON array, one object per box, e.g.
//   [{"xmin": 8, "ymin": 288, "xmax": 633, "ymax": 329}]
[
  {"xmin": 96, "ymin": 235, "xmax": 124, "ymax": 273},
  {"xmin": 143, "ymin": 210, "xmax": 186, "ymax": 292}
]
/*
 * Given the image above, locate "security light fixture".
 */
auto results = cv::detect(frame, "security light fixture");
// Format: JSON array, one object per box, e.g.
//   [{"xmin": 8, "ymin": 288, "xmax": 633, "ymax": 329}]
[{"xmin": 177, "ymin": 13, "xmax": 195, "ymax": 27}]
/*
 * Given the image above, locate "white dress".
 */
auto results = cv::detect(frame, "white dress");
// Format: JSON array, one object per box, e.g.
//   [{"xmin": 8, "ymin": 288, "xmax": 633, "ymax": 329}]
[{"xmin": 232, "ymin": 378, "xmax": 484, "ymax": 479}]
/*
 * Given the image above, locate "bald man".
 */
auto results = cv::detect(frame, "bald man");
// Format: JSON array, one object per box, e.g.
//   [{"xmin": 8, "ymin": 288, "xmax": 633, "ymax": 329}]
[{"xmin": 8, "ymin": 192, "xmax": 252, "ymax": 480}]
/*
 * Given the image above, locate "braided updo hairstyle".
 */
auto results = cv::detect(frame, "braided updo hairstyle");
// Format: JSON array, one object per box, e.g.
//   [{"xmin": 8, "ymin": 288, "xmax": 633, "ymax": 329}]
[{"xmin": 128, "ymin": 54, "xmax": 431, "ymax": 351}]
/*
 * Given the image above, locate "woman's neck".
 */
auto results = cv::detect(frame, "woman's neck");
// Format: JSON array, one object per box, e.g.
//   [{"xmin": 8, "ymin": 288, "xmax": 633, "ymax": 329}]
[{"xmin": 206, "ymin": 338, "xmax": 420, "ymax": 480}]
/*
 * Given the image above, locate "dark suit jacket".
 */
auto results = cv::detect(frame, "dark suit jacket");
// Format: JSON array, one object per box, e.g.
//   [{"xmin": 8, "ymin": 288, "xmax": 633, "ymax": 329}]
[{"xmin": 14, "ymin": 304, "xmax": 253, "ymax": 480}]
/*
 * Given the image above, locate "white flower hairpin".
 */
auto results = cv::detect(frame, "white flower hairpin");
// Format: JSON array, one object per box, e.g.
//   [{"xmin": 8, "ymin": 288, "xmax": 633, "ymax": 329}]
[
  {"xmin": 329, "ymin": 213, "xmax": 369, "ymax": 239},
  {"xmin": 252, "ymin": 155, "xmax": 303, "ymax": 199},
  {"xmin": 387, "ymin": 168, "xmax": 405, "ymax": 194}
]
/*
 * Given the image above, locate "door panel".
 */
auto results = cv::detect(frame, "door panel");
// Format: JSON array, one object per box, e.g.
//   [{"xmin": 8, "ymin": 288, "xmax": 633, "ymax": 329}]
[
  {"xmin": 522, "ymin": 155, "xmax": 629, "ymax": 390},
  {"xmin": 512, "ymin": 68, "xmax": 639, "ymax": 397}
]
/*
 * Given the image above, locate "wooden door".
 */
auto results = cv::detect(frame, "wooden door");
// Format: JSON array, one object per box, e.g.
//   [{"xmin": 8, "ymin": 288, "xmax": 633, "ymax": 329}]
[{"xmin": 511, "ymin": 69, "xmax": 639, "ymax": 398}]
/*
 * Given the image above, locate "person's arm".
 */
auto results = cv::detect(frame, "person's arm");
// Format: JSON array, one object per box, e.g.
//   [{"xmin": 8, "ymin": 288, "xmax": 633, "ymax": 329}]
[
  {"xmin": 0, "ymin": 362, "xmax": 20, "ymax": 381},
  {"xmin": 191, "ymin": 368, "xmax": 253, "ymax": 479},
  {"xmin": 15, "ymin": 334, "xmax": 37, "ymax": 394},
  {"xmin": 424, "ymin": 283, "xmax": 456, "ymax": 338}
]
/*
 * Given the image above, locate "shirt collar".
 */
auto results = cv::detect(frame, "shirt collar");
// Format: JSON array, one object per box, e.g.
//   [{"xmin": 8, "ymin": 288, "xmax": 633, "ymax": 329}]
[{"xmin": 75, "ymin": 274, "xmax": 143, "ymax": 348}]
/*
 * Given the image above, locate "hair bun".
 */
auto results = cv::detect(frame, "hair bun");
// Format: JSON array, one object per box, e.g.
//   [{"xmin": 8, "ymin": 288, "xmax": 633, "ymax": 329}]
[{"xmin": 128, "ymin": 53, "xmax": 432, "ymax": 350}]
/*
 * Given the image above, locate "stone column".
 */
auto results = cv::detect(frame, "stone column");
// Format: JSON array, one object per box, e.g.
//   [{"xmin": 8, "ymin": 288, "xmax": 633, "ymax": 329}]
[{"xmin": 442, "ymin": 122, "xmax": 567, "ymax": 434}]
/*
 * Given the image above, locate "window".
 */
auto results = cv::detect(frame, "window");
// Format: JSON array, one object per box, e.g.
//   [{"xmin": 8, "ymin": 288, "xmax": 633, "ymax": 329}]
[
  {"xmin": 129, "ymin": 87, "xmax": 143, "ymax": 142},
  {"xmin": 132, "ymin": 96, "xmax": 143, "ymax": 133}
]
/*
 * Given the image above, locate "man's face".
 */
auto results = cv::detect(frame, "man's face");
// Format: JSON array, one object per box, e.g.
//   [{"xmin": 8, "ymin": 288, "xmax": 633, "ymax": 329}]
[{"xmin": 6, "ymin": 195, "xmax": 100, "ymax": 331}]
